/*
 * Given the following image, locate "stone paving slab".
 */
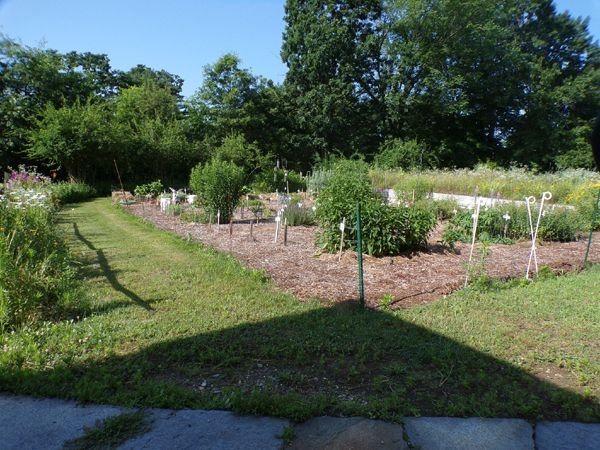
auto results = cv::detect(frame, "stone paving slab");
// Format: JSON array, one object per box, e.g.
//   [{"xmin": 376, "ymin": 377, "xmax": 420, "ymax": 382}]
[
  {"xmin": 404, "ymin": 417, "xmax": 534, "ymax": 450},
  {"xmin": 289, "ymin": 416, "xmax": 408, "ymax": 449},
  {"xmin": 0, "ymin": 394, "xmax": 124, "ymax": 450},
  {"xmin": 536, "ymin": 421, "xmax": 600, "ymax": 450},
  {"xmin": 117, "ymin": 409, "xmax": 289, "ymax": 450}
]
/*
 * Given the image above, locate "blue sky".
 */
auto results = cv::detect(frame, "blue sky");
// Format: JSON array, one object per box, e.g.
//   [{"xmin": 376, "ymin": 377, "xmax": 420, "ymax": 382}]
[{"xmin": 1, "ymin": 0, "xmax": 599, "ymax": 98}]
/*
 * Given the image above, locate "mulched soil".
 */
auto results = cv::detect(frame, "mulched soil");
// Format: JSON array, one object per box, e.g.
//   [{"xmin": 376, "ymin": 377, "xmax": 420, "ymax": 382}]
[{"xmin": 126, "ymin": 200, "xmax": 600, "ymax": 309}]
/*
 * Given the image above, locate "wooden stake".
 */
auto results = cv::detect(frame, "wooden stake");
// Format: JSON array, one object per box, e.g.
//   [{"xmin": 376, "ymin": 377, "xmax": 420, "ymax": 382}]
[{"xmin": 113, "ymin": 159, "xmax": 127, "ymax": 205}]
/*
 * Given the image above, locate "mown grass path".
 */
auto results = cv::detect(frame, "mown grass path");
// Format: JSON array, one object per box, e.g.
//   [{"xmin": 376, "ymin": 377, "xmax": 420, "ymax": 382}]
[{"xmin": 0, "ymin": 198, "xmax": 598, "ymax": 422}]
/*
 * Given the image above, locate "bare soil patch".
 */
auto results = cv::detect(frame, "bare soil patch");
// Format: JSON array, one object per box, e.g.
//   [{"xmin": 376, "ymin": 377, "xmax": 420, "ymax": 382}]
[{"xmin": 126, "ymin": 201, "xmax": 600, "ymax": 308}]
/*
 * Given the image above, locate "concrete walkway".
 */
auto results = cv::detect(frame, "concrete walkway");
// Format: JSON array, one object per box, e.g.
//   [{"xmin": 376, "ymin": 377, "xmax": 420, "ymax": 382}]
[{"xmin": 1, "ymin": 394, "xmax": 598, "ymax": 450}]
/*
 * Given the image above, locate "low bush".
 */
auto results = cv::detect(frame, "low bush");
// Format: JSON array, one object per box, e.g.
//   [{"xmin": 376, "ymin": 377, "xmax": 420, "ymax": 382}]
[
  {"xmin": 430, "ymin": 199, "xmax": 461, "ymax": 220},
  {"xmin": 283, "ymin": 203, "xmax": 315, "ymax": 226},
  {"xmin": 134, "ymin": 180, "xmax": 163, "ymax": 199},
  {"xmin": 189, "ymin": 159, "xmax": 245, "ymax": 223},
  {"xmin": 306, "ymin": 168, "xmax": 333, "ymax": 194},
  {"xmin": 315, "ymin": 160, "xmax": 436, "ymax": 256},
  {"xmin": 180, "ymin": 210, "xmax": 210, "ymax": 224},
  {"xmin": 50, "ymin": 181, "xmax": 96, "ymax": 205},
  {"xmin": 374, "ymin": 137, "xmax": 435, "ymax": 170}
]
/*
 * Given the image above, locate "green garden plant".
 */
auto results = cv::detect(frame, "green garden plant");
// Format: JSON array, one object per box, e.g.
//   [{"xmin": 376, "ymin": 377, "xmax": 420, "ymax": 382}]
[
  {"xmin": 134, "ymin": 180, "xmax": 164, "ymax": 199},
  {"xmin": 0, "ymin": 172, "xmax": 83, "ymax": 330},
  {"xmin": 442, "ymin": 204, "xmax": 585, "ymax": 247},
  {"xmin": 315, "ymin": 160, "xmax": 436, "ymax": 256},
  {"xmin": 189, "ymin": 159, "xmax": 245, "ymax": 223},
  {"xmin": 50, "ymin": 181, "xmax": 96, "ymax": 205},
  {"xmin": 283, "ymin": 203, "xmax": 315, "ymax": 226}
]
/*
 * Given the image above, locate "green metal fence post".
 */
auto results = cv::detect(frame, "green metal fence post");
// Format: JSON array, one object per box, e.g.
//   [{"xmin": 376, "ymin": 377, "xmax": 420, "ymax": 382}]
[
  {"xmin": 356, "ymin": 203, "xmax": 364, "ymax": 307},
  {"xmin": 584, "ymin": 189, "xmax": 600, "ymax": 266}
]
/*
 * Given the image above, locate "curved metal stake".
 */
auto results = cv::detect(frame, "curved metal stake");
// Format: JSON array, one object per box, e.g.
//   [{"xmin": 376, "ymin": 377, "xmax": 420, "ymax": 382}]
[
  {"xmin": 465, "ymin": 199, "xmax": 482, "ymax": 287},
  {"xmin": 526, "ymin": 192, "xmax": 552, "ymax": 279},
  {"xmin": 525, "ymin": 196, "xmax": 537, "ymax": 279}
]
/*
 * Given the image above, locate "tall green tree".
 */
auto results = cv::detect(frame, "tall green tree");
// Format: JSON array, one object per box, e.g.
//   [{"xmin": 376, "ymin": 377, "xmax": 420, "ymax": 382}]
[
  {"xmin": 384, "ymin": 0, "xmax": 600, "ymax": 168},
  {"xmin": 281, "ymin": 0, "xmax": 388, "ymax": 162},
  {"xmin": 116, "ymin": 64, "xmax": 184, "ymax": 107},
  {"xmin": 114, "ymin": 81, "xmax": 197, "ymax": 180},
  {"xmin": 188, "ymin": 54, "xmax": 265, "ymax": 144},
  {"xmin": 187, "ymin": 54, "xmax": 287, "ymax": 166},
  {"xmin": 27, "ymin": 100, "xmax": 115, "ymax": 181}
]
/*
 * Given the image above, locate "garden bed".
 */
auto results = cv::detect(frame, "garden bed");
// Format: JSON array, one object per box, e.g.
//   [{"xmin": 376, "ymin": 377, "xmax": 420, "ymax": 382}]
[{"xmin": 127, "ymin": 201, "xmax": 600, "ymax": 308}]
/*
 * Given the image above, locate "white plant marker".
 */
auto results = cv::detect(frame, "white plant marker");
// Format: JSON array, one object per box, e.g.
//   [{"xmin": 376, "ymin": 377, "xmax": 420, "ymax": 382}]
[
  {"xmin": 274, "ymin": 212, "xmax": 281, "ymax": 243},
  {"xmin": 464, "ymin": 199, "xmax": 482, "ymax": 287},
  {"xmin": 502, "ymin": 212, "xmax": 511, "ymax": 238},
  {"xmin": 526, "ymin": 192, "xmax": 552, "ymax": 279},
  {"xmin": 338, "ymin": 217, "xmax": 346, "ymax": 261},
  {"xmin": 216, "ymin": 209, "xmax": 221, "ymax": 233}
]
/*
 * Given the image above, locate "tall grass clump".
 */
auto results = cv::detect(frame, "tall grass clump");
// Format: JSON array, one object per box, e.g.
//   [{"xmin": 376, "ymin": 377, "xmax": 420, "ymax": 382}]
[
  {"xmin": 0, "ymin": 168, "xmax": 83, "ymax": 330},
  {"xmin": 316, "ymin": 160, "xmax": 436, "ymax": 256},
  {"xmin": 370, "ymin": 166, "xmax": 599, "ymax": 204},
  {"xmin": 564, "ymin": 181, "xmax": 600, "ymax": 231}
]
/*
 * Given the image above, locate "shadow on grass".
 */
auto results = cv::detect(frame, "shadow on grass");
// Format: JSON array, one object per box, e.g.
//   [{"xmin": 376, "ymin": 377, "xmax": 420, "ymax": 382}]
[
  {"xmin": 4, "ymin": 300, "xmax": 598, "ymax": 423},
  {"xmin": 20, "ymin": 201, "xmax": 593, "ymax": 422},
  {"xmin": 72, "ymin": 222, "xmax": 154, "ymax": 312}
]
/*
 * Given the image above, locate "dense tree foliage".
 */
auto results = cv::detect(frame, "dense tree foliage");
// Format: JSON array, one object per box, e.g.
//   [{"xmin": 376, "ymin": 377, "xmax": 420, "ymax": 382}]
[
  {"xmin": 2, "ymin": 0, "xmax": 599, "ymax": 186},
  {"xmin": 281, "ymin": 0, "xmax": 388, "ymax": 161},
  {"xmin": 0, "ymin": 37, "xmax": 115, "ymax": 169},
  {"xmin": 281, "ymin": 0, "xmax": 600, "ymax": 169},
  {"xmin": 186, "ymin": 54, "xmax": 287, "ymax": 163}
]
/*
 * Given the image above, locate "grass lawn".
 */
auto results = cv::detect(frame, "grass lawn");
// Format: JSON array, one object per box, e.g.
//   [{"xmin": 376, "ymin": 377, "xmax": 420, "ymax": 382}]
[{"xmin": 0, "ymin": 198, "xmax": 598, "ymax": 422}]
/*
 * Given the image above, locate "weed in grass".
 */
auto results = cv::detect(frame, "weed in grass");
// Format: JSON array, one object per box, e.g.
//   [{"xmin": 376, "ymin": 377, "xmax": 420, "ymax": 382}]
[
  {"xmin": 280, "ymin": 426, "xmax": 296, "ymax": 446},
  {"xmin": 378, "ymin": 293, "xmax": 395, "ymax": 309},
  {"xmin": 63, "ymin": 410, "xmax": 150, "ymax": 450}
]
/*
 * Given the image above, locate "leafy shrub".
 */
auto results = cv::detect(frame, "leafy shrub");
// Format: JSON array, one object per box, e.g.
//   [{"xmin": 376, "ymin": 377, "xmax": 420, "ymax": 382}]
[
  {"xmin": 134, "ymin": 180, "xmax": 164, "ymax": 199},
  {"xmin": 393, "ymin": 178, "xmax": 434, "ymax": 203},
  {"xmin": 189, "ymin": 159, "xmax": 245, "ymax": 223},
  {"xmin": 315, "ymin": 160, "xmax": 436, "ymax": 256},
  {"xmin": 50, "ymin": 181, "xmax": 96, "ymax": 205},
  {"xmin": 243, "ymin": 199, "xmax": 270, "ymax": 222},
  {"xmin": 167, "ymin": 204, "xmax": 184, "ymax": 216}
]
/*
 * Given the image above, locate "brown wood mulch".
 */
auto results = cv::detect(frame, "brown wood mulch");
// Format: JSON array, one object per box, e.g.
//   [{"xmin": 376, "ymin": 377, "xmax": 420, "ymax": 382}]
[{"xmin": 125, "ymin": 201, "xmax": 600, "ymax": 309}]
